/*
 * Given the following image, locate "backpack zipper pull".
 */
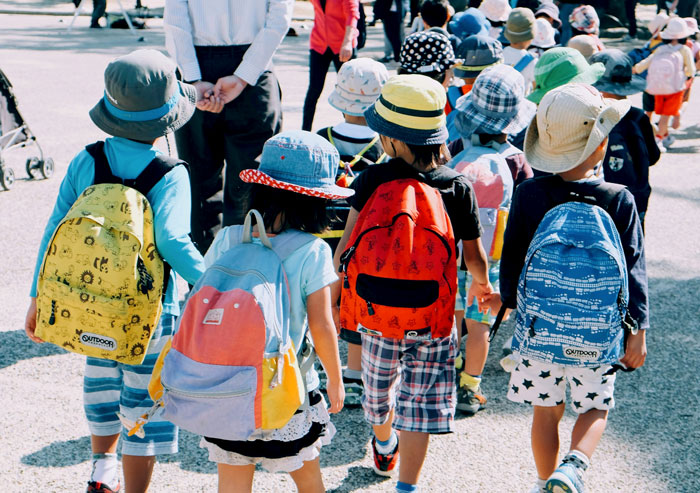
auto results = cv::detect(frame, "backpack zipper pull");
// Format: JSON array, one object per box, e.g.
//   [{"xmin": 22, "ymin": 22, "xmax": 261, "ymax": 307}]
[
  {"xmin": 366, "ymin": 301, "xmax": 375, "ymax": 316},
  {"xmin": 528, "ymin": 316, "xmax": 537, "ymax": 338},
  {"xmin": 49, "ymin": 300, "xmax": 57, "ymax": 325},
  {"xmin": 343, "ymin": 274, "xmax": 349, "ymax": 289}
]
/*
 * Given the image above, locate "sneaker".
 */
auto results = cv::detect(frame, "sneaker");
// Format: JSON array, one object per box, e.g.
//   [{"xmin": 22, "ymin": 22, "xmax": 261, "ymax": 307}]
[
  {"xmin": 456, "ymin": 384, "xmax": 487, "ymax": 414},
  {"xmin": 546, "ymin": 463, "xmax": 584, "ymax": 493},
  {"xmin": 502, "ymin": 335, "xmax": 513, "ymax": 357},
  {"xmin": 530, "ymin": 485, "xmax": 546, "ymax": 493},
  {"xmin": 662, "ymin": 135, "xmax": 676, "ymax": 148},
  {"xmin": 343, "ymin": 376, "xmax": 363, "ymax": 407},
  {"xmin": 87, "ymin": 481, "xmax": 121, "ymax": 493},
  {"xmin": 655, "ymin": 137, "xmax": 666, "ymax": 153},
  {"xmin": 370, "ymin": 436, "xmax": 399, "ymax": 477}
]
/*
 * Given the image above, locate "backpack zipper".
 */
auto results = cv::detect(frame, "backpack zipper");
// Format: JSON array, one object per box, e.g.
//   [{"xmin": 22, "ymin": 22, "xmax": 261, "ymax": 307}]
[{"xmin": 162, "ymin": 382, "xmax": 253, "ymax": 399}]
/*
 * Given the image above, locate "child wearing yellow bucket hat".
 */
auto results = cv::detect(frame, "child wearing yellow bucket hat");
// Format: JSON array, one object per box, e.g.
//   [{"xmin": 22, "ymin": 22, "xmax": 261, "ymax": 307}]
[{"xmin": 332, "ymin": 74, "xmax": 492, "ymax": 489}]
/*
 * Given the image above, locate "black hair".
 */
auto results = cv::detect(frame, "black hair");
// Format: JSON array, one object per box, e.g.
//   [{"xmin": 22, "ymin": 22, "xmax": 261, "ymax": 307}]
[
  {"xmin": 420, "ymin": 0, "xmax": 450, "ymax": 28},
  {"xmin": 397, "ymin": 66, "xmax": 446, "ymax": 83},
  {"xmin": 489, "ymin": 20, "xmax": 505, "ymax": 27},
  {"xmin": 406, "ymin": 142, "xmax": 451, "ymax": 170},
  {"xmin": 249, "ymin": 184, "xmax": 333, "ymax": 235},
  {"xmin": 476, "ymin": 133, "xmax": 508, "ymax": 146}
]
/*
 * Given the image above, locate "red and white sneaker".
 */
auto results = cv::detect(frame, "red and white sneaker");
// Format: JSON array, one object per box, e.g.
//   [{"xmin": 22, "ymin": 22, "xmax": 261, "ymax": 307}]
[
  {"xmin": 371, "ymin": 436, "xmax": 399, "ymax": 477},
  {"xmin": 87, "ymin": 481, "xmax": 121, "ymax": 493}
]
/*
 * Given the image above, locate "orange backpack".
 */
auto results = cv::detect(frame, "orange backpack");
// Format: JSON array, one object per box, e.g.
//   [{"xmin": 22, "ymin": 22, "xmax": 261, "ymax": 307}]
[{"xmin": 339, "ymin": 178, "xmax": 457, "ymax": 339}]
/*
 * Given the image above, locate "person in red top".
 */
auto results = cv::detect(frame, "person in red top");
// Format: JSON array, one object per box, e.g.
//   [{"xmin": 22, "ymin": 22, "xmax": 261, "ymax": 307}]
[{"xmin": 302, "ymin": 0, "xmax": 360, "ymax": 131}]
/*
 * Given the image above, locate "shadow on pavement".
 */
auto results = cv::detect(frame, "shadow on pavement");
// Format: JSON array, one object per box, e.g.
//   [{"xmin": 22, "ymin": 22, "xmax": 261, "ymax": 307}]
[
  {"xmin": 21, "ymin": 436, "xmax": 91, "ymax": 467},
  {"xmin": 160, "ymin": 430, "xmax": 216, "ymax": 474},
  {"xmin": 0, "ymin": 329, "xmax": 66, "ymax": 369},
  {"xmin": 327, "ymin": 466, "xmax": 390, "ymax": 493}
]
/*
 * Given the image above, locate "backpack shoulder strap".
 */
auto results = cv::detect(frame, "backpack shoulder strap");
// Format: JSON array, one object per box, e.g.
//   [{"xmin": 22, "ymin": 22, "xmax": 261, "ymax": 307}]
[
  {"xmin": 271, "ymin": 230, "xmax": 317, "ymax": 261},
  {"xmin": 447, "ymin": 86, "xmax": 462, "ymax": 110},
  {"xmin": 130, "ymin": 155, "xmax": 185, "ymax": 196},
  {"xmin": 513, "ymin": 52, "xmax": 535, "ymax": 73},
  {"xmin": 86, "ymin": 141, "xmax": 119, "ymax": 185},
  {"xmin": 543, "ymin": 175, "xmax": 625, "ymax": 213}
]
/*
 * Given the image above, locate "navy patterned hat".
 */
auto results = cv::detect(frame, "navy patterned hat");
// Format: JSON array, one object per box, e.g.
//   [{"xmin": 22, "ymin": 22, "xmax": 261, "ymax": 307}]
[{"xmin": 399, "ymin": 31, "xmax": 456, "ymax": 76}]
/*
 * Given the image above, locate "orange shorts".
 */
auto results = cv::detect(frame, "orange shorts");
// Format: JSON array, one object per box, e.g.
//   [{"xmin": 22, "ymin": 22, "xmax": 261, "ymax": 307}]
[{"xmin": 654, "ymin": 91, "xmax": 684, "ymax": 116}]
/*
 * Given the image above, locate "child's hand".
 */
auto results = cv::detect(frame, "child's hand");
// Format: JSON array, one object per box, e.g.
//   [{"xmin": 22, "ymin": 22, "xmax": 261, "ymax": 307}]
[
  {"xmin": 620, "ymin": 329, "xmax": 647, "ymax": 369},
  {"xmin": 24, "ymin": 298, "xmax": 43, "ymax": 343},
  {"xmin": 483, "ymin": 292, "xmax": 503, "ymax": 315},
  {"xmin": 467, "ymin": 281, "xmax": 494, "ymax": 314},
  {"xmin": 325, "ymin": 379, "xmax": 345, "ymax": 414}
]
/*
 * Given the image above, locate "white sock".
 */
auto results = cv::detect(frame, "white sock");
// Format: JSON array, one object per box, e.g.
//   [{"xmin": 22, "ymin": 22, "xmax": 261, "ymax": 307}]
[
  {"xmin": 563, "ymin": 449, "xmax": 590, "ymax": 475},
  {"xmin": 375, "ymin": 431, "xmax": 398, "ymax": 454},
  {"xmin": 91, "ymin": 453, "xmax": 119, "ymax": 487}
]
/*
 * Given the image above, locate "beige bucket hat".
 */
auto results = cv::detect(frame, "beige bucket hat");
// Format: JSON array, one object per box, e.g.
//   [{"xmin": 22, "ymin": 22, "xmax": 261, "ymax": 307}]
[{"xmin": 524, "ymin": 83, "xmax": 630, "ymax": 173}]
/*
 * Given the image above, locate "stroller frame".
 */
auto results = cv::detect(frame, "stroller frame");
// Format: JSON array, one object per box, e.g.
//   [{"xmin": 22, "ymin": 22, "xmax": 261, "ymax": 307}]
[{"xmin": 0, "ymin": 68, "xmax": 54, "ymax": 191}]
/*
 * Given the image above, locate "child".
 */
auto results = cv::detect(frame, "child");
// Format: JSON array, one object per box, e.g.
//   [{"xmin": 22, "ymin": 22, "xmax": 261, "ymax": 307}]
[
  {"xmin": 333, "ymin": 74, "xmax": 492, "ymax": 489},
  {"xmin": 675, "ymin": 17, "xmax": 700, "ymax": 129},
  {"xmin": 529, "ymin": 18, "xmax": 558, "ymax": 58},
  {"xmin": 448, "ymin": 64, "xmax": 536, "ymax": 414},
  {"xmin": 417, "ymin": 0, "xmax": 461, "ymax": 52},
  {"xmin": 479, "ymin": 0, "xmax": 511, "ymax": 40},
  {"xmin": 633, "ymin": 17, "xmax": 696, "ymax": 148},
  {"xmin": 447, "ymin": 34, "xmax": 504, "ymax": 142},
  {"xmin": 318, "ymin": 57, "xmax": 389, "ymax": 407},
  {"xmin": 398, "ymin": 30, "xmax": 456, "ymax": 89},
  {"xmin": 499, "ymin": 84, "xmax": 648, "ymax": 493},
  {"xmin": 448, "ymin": 7, "xmax": 491, "ymax": 41},
  {"xmin": 628, "ymin": 13, "xmax": 669, "ymax": 123},
  {"xmin": 567, "ymin": 34, "xmax": 602, "ymax": 61},
  {"xmin": 24, "ymin": 49, "xmax": 207, "ymax": 493},
  {"xmin": 201, "ymin": 130, "xmax": 347, "ymax": 492},
  {"xmin": 503, "ymin": 7, "xmax": 538, "ymax": 93},
  {"xmin": 535, "ymin": 1, "xmax": 562, "ymax": 44},
  {"xmin": 528, "ymin": 47, "xmax": 605, "ymax": 104},
  {"xmin": 591, "ymin": 49, "xmax": 661, "ymax": 229},
  {"xmin": 568, "ymin": 4, "xmax": 605, "ymax": 51}
]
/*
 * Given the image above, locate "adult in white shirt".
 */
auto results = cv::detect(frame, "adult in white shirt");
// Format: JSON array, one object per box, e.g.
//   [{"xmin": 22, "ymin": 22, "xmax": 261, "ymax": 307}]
[{"xmin": 164, "ymin": 0, "xmax": 294, "ymax": 252}]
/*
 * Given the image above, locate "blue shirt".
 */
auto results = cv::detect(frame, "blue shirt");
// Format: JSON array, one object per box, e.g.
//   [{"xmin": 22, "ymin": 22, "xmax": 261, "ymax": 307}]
[{"xmin": 30, "ymin": 137, "xmax": 206, "ymax": 316}]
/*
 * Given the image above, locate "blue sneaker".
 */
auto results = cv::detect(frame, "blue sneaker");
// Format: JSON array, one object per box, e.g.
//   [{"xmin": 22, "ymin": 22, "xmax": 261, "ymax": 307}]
[{"xmin": 546, "ymin": 462, "xmax": 584, "ymax": 493}]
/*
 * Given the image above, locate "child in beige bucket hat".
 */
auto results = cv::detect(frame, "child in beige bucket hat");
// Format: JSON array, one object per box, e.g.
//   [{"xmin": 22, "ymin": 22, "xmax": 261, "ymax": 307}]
[{"xmin": 499, "ymin": 82, "xmax": 649, "ymax": 493}]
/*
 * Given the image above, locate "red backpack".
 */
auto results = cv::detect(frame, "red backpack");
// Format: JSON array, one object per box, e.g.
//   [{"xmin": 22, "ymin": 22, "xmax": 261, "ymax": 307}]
[{"xmin": 339, "ymin": 178, "xmax": 457, "ymax": 339}]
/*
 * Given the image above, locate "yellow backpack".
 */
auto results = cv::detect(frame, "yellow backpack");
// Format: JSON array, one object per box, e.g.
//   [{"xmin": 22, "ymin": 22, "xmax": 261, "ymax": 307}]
[{"xmin": 35, "ymin": 141, "xmax": 180, "ymax": 365}]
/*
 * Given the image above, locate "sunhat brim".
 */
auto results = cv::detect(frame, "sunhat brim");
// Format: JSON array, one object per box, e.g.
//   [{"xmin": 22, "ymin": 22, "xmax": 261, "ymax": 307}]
[
  {"xmin": 240, "ymin": 169, "xmax": 355, "ymax": 200},
  {"xmin": 527, "ymin": 62, "xmax": 605, "ymax": 104},
  {"xmin": 364, "ymin": 103, "xmax": 448, "ymax": 146},
  {"xmin": 455, "ymin": 92, "xmax": 537, "ymax": 136},
  {"xmin": 524, "ymin": 97, "xmax": 630, "ymax": 173},
  {"xmin": 594, "ymin": 74, "xmax": 647, "ymax": 96},
  {"xmin": 536, "ymin": 11, "xmax": 562, "ymax": 29},
  {"xmin": 453, "ymin": 59, "xmax": 502, "ymax": 78},
  {"xmin": 328, "ymin": 88, "xmax": 378, "ymax": 117},
  {"xmin": 661, "ymin": 27, "xmax": 693, "ymax": 39},
  {"xmin": 89, "ymin": 81, "xmax": 196, "ymax": 140}
]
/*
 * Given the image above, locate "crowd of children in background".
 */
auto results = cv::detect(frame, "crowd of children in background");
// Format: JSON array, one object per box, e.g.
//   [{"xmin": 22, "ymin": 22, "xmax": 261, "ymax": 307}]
[{"xmin": 27, "ymin": 0, "xmax": 691, "ymax": 491}]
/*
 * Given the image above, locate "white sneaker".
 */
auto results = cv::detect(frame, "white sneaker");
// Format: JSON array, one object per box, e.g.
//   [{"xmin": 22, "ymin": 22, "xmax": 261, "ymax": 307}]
[
  {"xmin": 655, "ymin": 138, "xmax": 666, "ymax": 153},
  {"xmin": 662, "ymin": 135, "xmax": 675, "ymax": 148}
]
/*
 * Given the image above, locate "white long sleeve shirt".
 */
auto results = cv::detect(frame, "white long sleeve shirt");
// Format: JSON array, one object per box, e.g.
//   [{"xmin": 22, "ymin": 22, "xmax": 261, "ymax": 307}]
[{"xmin": 164, "ymin": 0, "xmax": 294, "ymax": 85}]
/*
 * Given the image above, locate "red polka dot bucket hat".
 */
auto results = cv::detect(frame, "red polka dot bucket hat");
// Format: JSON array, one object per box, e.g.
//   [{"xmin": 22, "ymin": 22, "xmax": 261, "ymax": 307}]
[{"xmin": 240, "ymin": 130, "xmax": 355, "ymax": 200}]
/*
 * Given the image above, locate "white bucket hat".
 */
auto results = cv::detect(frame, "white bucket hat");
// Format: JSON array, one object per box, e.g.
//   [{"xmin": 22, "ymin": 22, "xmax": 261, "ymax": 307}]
[
  {"xmin": 524, "ymin": 83, "xmax": 630, "ymax": 173},
  {"xmin": 661, "ymin": 17, "xmax": 693, "ymax": 40},
  {"xmin": 532, "ymin": 18, "xmax": 557, "ymax": 49},
  {"xmin": 479, "ymin": 0, "xmax": 511, "ymax": 23},
  {"xmin": 685, "ymin": 17, "xmax": 700, "ymax": 34},
  {"xmin": 648, "ymin": 13, "xmax": 669, "ymax": 36},
  {"xmin": 328, "ymin": 58, "xmax": 389, "ymax": 117}
]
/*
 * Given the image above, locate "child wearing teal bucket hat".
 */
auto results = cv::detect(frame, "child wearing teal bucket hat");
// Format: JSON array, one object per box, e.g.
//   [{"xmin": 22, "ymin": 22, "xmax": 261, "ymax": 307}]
[{"xmin": 528, "ymin": 47, "xmax": 605, "ymax": 104}]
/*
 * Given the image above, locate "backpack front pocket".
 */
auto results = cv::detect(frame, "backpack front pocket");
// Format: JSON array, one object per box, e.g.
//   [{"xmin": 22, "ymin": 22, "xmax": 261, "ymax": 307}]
[
  {"xmin": 356, "ymin": 274, "xmax": 439, "ymax": 308},
  {"xmin": 160, "ymin": 349, "xmax": 258, "ymax": 441}
]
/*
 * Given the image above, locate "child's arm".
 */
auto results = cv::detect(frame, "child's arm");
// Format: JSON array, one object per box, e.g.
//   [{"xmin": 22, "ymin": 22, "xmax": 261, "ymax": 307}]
[
  {"xmin": 307, "ymin": 286, "xmax": 345, "ymax": 413},
  {"xmin": 620, "ymin": 329, "xmax": 647, "ymax": 369},
  {"xmin": 632, "ymin": 53, "xmax": 654, "ymax": 74},
  {"xmin": 681, "ymin": 45, "xmax": 696, "ymax": 78},
  {"xmin": 462, "ymin": 238, "xmax": 493, "ymax": 312}
]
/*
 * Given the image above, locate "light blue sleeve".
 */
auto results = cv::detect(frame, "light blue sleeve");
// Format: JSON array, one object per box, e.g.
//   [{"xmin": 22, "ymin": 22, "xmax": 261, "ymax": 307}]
[
  {"xmin": 299, "ymin": 238, "xmax": 339, "ymax": 299},
  {"xmin": 147, "ymin": 165, "xmax": 205, "ymax": 285},
  {"xmin": 29, "ymin": 151, "xmax": 95, "ymax": 297}
]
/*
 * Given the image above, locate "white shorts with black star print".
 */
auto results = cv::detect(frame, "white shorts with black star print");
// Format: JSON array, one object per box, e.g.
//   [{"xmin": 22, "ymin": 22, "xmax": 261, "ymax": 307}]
[{"xmin": 506, "ymin": 358, "xmax": 616, "ymax": 414}]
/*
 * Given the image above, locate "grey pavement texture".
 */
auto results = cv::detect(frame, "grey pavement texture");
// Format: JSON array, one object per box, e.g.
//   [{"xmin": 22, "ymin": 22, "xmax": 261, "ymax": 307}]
[{"xmin": 0, "ymin": 5, "xmax": 699, "ymax": 492}]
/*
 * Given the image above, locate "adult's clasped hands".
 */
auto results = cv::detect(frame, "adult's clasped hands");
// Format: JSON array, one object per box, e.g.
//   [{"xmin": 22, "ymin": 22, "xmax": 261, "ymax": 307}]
[{"xmin": 193, "ymin": 75, "xmax": 248, "ymax": 113}]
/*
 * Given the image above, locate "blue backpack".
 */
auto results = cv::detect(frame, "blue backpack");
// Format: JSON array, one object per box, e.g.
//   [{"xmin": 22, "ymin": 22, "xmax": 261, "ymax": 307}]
[{"xmin": 510, "ymin": 199, "xmax": 629, "ymax": 367}]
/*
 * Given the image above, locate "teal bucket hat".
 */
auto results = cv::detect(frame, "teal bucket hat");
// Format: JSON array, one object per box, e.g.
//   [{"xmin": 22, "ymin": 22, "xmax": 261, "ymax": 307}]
[{"xmin": 527, "ymin": 47, "xmax": 605, "ymax": 104}]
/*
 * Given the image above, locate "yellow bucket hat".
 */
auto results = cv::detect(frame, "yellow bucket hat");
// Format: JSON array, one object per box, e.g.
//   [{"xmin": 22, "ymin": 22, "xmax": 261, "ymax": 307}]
[{"xmin": 364, "ymin": 74, "xmax": 448, "ymax": 145}]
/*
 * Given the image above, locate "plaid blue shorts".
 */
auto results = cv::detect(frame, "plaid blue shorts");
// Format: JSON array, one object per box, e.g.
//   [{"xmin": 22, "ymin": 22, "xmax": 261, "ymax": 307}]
[
  {"xmin": 361, "ymin": 330, "xmax": 457, "ymax": 434},
  {"xmin": 83, "ymin": 315, "xmax": 178, "ymax": 456},
  {"xmin": 455, "ymin": 262, "xmax": 500, "ymax": 324}
]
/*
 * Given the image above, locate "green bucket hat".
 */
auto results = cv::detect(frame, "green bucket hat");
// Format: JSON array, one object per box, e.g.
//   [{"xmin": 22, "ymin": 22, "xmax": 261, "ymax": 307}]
[{"xmin": 527, "ymin": 47, "xmax": 605, "ymax": 104}]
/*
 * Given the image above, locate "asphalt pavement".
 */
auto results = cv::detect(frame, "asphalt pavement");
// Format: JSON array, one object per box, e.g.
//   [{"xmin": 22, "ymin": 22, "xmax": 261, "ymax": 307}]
[{"xmin": 0, "ymin": 5, "xmax": 699, "ymax": 492}]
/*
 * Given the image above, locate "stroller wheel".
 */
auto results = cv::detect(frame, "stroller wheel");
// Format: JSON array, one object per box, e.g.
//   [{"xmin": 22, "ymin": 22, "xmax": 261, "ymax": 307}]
[
  {"xmin": 26, "ymin": 157, "xmax": 40, "ymax": 179},
  {"xmin": 0, "ymin": 167, "xmax": 15, "ymax": 190},
  {"xmin": 40, "ymin": 158, "xmax": 54, "ymax": 179}
]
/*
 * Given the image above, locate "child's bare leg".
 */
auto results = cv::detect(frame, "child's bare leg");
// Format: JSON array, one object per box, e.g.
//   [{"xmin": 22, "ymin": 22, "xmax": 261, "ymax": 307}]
[
  {"xmin": 532, "ymin": 404, "xmax": 565, "ymax": 480},
  {"xmin": 122, "ymin": 455, "xmax": 156, "ymax": 493},
  {"xmin": 397, "ymin": 430, "xmax": 430, "ymax": 484},
  {"xmin": 288, "ymin": 457, "xmax": 325, "ymax": 493},
  {"xmin": 463, "ymin": 320, "xmax": 489, "ymax": 376},
  {"xmin": 373, "ymin": 409, "xmax": 395, "ymax": 441},
  {"xmin": 91, "ymin": 433, "xmax": 119, "ymax": 454},
  {"xmin": 346, "ymin": 342, "xmax": 362, "ymax": 372},
  {"xmin": 569, "ymin": 408, "xmax": 608, "ymax": 459},
  {"xmin": 217, "ymin": 463, "xmax": 255, "ymax": 493},
  {"xmin": 657, "ymin": 114, "xmax": 670, "ymax": 138}
]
